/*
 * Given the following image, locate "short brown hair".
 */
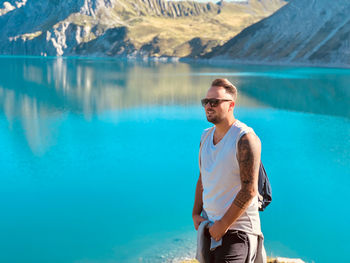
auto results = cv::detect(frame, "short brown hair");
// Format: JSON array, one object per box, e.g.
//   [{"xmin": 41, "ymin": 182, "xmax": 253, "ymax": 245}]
[{"xmin": 211, "ymin": 78, "xmax": 237, "ymax": 101}]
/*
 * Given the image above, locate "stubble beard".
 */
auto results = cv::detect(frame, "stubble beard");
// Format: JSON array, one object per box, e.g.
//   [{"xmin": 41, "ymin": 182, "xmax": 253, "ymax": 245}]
[
  {"xmin": 207, "ymin": 115, "xmax": 219, "ymax": 124},
  {"xmin": 206, "ymin": 111, "xmax": 222, "ymax": 124}
]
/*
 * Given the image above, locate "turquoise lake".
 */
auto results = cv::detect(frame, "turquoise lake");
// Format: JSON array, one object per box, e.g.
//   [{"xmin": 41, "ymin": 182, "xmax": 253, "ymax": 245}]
[{"xmin": 0, "ymin": 57, "xmax": 349, "ymax": 263}]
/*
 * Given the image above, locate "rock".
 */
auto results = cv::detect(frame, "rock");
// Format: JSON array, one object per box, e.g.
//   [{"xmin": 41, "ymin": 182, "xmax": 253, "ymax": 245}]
[{"xmin": 272, "ymin": 257, "xmax": 306, "ymax": 263}]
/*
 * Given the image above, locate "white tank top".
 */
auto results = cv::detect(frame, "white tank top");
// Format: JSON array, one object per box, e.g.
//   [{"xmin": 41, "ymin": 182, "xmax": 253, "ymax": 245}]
[{"xmin": 200, "ymin": 120, "xmax": 261, "ymax": 235}]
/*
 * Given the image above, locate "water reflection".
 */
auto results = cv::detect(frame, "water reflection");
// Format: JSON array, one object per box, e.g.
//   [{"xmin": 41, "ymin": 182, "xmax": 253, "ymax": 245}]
[
  {"xmin": 0, "ymin": 57, "xmax": 349, "ymax": 154},
  {"xmin": 187, "ymin": 63, "xmax": 350, "ymax": 119},
  {"xmin": 1, "ymin": 58, "xmax": 258, "ymax": 116},
  {"xmin": 239, "ymin": 69, "xmax": 350, "ymax": 118},
  {"xmin": 0, "ymin": 57, "xmax": 262, "ymax": 153}
]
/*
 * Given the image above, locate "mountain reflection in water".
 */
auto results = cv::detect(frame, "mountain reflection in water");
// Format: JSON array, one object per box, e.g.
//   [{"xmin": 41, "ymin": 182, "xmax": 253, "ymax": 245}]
[{"xmin": 0, "ymin": 57, "xmax": 349, "ymax": 154}]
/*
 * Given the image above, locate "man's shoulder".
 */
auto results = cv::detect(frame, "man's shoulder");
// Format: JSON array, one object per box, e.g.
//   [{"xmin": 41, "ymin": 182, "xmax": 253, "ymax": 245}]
[
  {"xmin": 202, "ymin": 127, "xmax": 213, "ymax": 133},
  {"xmin": 200, "ymin": 127, "xmax": 214, "ymax": 142},
  {"xmin": 234, "ymin": 119, "xmax": 251, "ymax": 130},
  {"xmin": 234, "ymin": 120, "xmax": 254, "ymax": 133},
  {"xmin": 234, "ymin": 120, "xmax": 259, "ymax": 143}
]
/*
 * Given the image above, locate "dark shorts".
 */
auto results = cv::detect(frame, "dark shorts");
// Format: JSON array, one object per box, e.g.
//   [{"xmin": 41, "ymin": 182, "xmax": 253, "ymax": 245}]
[{"xmin": 204, "ymin": 228, "xmax": 249, "ymax": 263}]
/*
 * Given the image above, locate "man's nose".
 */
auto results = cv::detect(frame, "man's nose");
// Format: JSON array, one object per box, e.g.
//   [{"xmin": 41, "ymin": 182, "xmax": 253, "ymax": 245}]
[{"xmin": 205, "ymin": 103, "xmax": 212, "ymax": 109}]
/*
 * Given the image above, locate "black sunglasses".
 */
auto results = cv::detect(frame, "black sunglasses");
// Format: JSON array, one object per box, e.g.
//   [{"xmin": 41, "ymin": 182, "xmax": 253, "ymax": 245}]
[{"xmin": 201, "ymin": 98, "xmax": 232, "ymax": 107}]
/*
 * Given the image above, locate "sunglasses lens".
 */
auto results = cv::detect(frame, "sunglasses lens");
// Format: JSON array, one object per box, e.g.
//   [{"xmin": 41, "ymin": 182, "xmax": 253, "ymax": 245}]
[
  {"xmin": 201, "ymin": 99, "xmax": 208, "ymax": 107},
  {"xmin": 202, "ymin": 98, "xmax": 232, "ymax": 107},
  {"xmin": 201, "ymin": 99, "xmax": 220, "ymax": 107},
  {"xmin": 210, "ymin": 100, "xmax": 219, "ymax": 107}
]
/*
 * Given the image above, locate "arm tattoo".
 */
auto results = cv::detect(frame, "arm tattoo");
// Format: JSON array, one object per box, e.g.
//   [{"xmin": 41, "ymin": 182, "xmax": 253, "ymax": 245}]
[
  {"xmin": 233, "ymin": 134, "xmax": 256, "ymax": 209},
  {"xmin": 234, "ymin": 190, "xmax": 253, "ymax": 209}
]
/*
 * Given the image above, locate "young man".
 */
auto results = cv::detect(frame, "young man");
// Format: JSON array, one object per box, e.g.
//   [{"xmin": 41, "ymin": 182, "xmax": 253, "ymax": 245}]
[{"xmin": 192, "ymin": 79, "xmax": 266, "ymax": 263}]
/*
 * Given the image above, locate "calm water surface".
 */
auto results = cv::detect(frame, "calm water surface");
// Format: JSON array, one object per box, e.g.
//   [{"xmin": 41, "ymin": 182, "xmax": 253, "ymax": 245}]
[{"xmin": 0, "ymin": 57, "xmax": 349, "ymax": 263}]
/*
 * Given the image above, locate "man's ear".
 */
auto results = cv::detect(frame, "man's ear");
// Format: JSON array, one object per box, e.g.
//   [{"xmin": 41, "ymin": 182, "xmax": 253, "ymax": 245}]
[{"xmin": 229, "ymin": 101, "xmax": 235, "ymax": 111}]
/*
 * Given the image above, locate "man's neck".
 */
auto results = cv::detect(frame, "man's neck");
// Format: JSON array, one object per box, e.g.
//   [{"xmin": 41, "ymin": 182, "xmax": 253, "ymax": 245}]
[{"xmin": 215, "ymin": 117, "xmax": 236, "ymax": 136}]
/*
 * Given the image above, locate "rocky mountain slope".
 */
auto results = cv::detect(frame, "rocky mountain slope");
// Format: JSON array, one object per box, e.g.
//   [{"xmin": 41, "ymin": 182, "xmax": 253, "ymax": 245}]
[
  {"xmin": 203, "ymin": 0, "xmax": 350, "ymax": 66},
  {"xmin": 0, "ymin": 0, "xmax": 286, "ymax": 58}
]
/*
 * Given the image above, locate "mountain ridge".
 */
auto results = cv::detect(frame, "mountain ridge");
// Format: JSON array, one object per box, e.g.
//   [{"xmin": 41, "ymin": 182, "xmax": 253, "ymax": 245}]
[
  {"xmin": 202, "ymin": 0, "xmax": 350, "ymax": 67},
  {"xmin": 0, "ymin": 0, "xmax": 286, "ymax": 57}
]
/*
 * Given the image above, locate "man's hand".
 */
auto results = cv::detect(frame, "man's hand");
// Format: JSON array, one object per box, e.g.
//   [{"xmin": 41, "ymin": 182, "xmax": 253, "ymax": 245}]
[
  {"xmin": 209, "ymin": 220, "xmax": 228, "ymax": 241},
  {"xmin": 192, "ymin": 214, "xmax": 206, "ymax": 230}
]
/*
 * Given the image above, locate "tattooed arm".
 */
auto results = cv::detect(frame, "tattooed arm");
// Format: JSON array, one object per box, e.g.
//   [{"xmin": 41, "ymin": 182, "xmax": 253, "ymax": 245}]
[
  {"xmin": 209, "ymin": 132, "xmax": 261, "ymax": 241},
  {"xmin": 233, "ymin": 132, "xmax": 261, "ymax": 210}
]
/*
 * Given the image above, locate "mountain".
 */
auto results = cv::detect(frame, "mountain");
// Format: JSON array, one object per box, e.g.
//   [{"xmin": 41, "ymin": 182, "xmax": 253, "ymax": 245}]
[
  {"xmin": 0, "ymin": 0, "xmax": 286, "ymax": 58},
  {"xmin": 203, "ymin": 0, "xmax": 350, "ymax": 66}
]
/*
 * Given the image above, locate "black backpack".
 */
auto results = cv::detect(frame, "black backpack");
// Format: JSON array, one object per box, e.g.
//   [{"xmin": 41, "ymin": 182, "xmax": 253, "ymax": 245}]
[{"xmin": 258, "ymin": 162, "xmax": 272, "ymax": 211}]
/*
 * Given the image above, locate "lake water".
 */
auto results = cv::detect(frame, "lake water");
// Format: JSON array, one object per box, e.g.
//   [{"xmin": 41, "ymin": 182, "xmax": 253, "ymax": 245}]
[{"xmin": 0, "ymin": 57, "xmax": 349, "ymax": 263}]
